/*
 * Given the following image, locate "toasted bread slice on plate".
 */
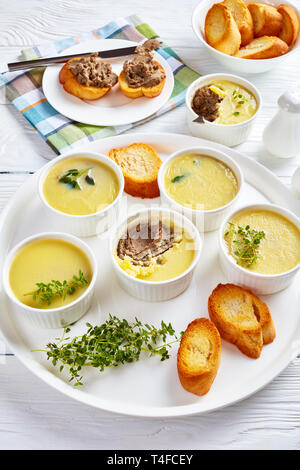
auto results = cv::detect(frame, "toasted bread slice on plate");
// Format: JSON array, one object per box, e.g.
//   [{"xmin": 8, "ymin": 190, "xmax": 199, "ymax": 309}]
[
  {"xmin": 108, "ymin": 143, "xmax": 162, "ymax": 198},
  {"xmin": 208, "ymin": 283, "xmax": 275, "ymax": 359},
  {"xmin": 278, "ymin": 4, "xmax": 299, "ymax": 47},
  {"xmin": 248, "ymin": 3, "xmax": 283, "ymax": 37},
  {"xmin": 59, "ymin": 59, "xmax": 112, "ymax": 101},
  {"xmin": 221, "ymin": 0, "xmax": 254, "ymax": 46},
  {"xmin": 235, "ymin": 35, "xmax": 289, "ymax": 58},
  {"xmin": 205, "ymin": 3, "xmax": 241, "ymax": 55},
  {"xmin": 118, "ymin": 61, "xmax": 166, "ymax": 99},
  {"xmin": 177, "ymin": 318, "xmax": 221, "ymax": 396}
]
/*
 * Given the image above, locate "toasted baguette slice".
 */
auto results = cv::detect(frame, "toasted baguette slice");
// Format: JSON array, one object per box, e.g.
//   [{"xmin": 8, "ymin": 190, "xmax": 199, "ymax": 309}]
[
  {"xmin": 221, "ymin": 0, "xmax": 254, "ymax": 45},
  {"xmin": 248, "ymin": 3, "xmax": 283, "ymax": 37},
  {"xmin": 59, "ymin": 59, "xmax": 112, "ymax": 100},
  {"xmin": 108, "ymin": 143, "xmax": 162, "ymax": 198},
  {"xmin": 235, "ymin": 35, "xmax": 288, "ymax": 58},
  {"xmin": 277, "ymin": 4, "xmax": 299, "ymax": 47},
  {"xmin": 205, "ymin": 3, "xmax": 241, "ymax": 55},
  {"xmin": 208, "ymin": 283, "xmax": 275, "ymax": 359},
  {"xmin": 118, "ymin": 61, "xmax": 166, "ymax": 99},
  {"xmin": 177, "ymin": 318, "xmax": 221, "ymax": 396}
]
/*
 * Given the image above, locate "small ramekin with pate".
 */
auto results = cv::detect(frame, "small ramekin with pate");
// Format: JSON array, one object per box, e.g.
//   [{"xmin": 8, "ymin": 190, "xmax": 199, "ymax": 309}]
[
  {"xmin": 39, "ymin": 151, "xmax": 124, "ymax": 237},
  {"xmin": 186, "ymin": 73, "xmax": 262, "ymax": 147},
  {"xmin": 158, "ymin": 146, "xmax": 243, "ymax": 232},
  {"xmin": 219, "ymin": 203, "xmax": 300, "ymax": 294},
  {"xmin": 110, "ymin": 207, "xmax": 201, "ymax": 301}
]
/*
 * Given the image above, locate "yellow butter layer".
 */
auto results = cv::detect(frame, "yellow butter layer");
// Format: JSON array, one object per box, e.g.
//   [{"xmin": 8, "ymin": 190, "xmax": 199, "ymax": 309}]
[
  {"xmin": 226, "ymin": 210, "xmax": 300, "ymax": 274},
  {"xmin": 209, "ymin": 80, "xmax": 257, "ymax": 125},
  {"xmin": 43, "ymin": 157, "xmax": 119, "ymax": 215},
  {"xmin": 9, "ymin": 239, "xmax": 92, "ymax": 309},
  {"xmin": 164, "ymin": 154, "xmax": 238, "ymax": 211},
  {"xmin": 115, "ymin": 232, "xmax": 195, "ymax": 282}
]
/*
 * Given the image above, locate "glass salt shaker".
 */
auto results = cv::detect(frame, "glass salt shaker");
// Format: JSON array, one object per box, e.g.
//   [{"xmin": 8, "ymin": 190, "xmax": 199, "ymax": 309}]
[{"xmin": 263, "ymin": 88, "xmax": 300, "ymax": 159}]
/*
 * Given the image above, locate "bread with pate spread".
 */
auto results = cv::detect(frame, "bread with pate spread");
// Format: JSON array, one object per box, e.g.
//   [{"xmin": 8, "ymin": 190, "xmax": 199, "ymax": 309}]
[{"xmin": 59, "ymin": 54, "xmax": 118, "ymax": 100}]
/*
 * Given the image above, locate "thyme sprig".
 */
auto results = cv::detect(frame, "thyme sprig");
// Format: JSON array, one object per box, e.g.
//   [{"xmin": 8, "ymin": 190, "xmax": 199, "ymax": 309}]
[
  {"xmin": 225, "ymin": 222, "xmax": 265, "ymax": 268},
  {"xmin": 34, "ymin": 316, "xmax": 183, "ymax": 386},
  {"xmin": 59, "ymin": 168, "xmax": 94, "ymax": 189},
  {"xmin": 24, "ymin": 270, "xmax": 88, "ymax": 306}
]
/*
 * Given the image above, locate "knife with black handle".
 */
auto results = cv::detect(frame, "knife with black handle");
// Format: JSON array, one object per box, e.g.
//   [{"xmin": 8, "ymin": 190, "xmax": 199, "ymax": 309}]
[{"xmin": 2, "ymin": 45, "xmax": 139, "ymax": 73}]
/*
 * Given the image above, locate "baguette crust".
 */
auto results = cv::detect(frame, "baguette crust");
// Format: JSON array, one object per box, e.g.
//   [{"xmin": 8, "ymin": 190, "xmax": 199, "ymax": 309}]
[
  {"xmin": 108, "ymin": 143, "xmax": 162, "ymax": 198},
  {"xmin": 248, "ymin": 3, "xmax": 283, "ymax": 37},
  {"xmin": 177, "ymin": 318, "xmax": 221, "ymax": 396},
  {"xmin": 208, "ymin": 283, "xmax": 275, "ymax": 359},
  {"xmin": 235, "ymin": 35, "xmax": 288, "ymax": 58},
  {"xmin": 205, "ymin": 3, "xmax": 241, "ymax": 55},
  {"xmin": 59, "ymin": 59, "xmax": 112, "ymax": 100},
  {"xmin": 118, "ymin": 61, "xmax": 166, "ymax": 99},
  {"xmin": 277, "ymin": 4, "xmax": 299, "ymax": 47},
  {"xmin": 222, "ymin": 0, "xmax": 254, "ymax": 46}
]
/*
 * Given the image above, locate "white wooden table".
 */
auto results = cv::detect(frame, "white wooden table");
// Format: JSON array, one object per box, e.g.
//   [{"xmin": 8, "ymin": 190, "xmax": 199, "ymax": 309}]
[{"xmin": 1, "ymin": 0, "xmax": 300, "ymax": 451}]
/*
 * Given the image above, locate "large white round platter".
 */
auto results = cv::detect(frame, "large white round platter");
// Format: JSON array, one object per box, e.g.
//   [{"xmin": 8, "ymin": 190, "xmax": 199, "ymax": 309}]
[
  {"xmin": 42, "ymin": 39, "xmax": 174, "ymax": 126},
  {"xmin": 1, "ymin": 133, "xmax": 300, "ymax": 418}
]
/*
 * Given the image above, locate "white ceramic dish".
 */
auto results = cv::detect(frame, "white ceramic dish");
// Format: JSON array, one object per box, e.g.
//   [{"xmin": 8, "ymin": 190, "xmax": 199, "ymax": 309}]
[
  {"xmin": 2, "ymin": 232, "xmax": 97, "ymax": 329},
  {"xmin": 1, "ymin": 133, "xmax": 300, "ymax": 418},
  {"xmin": 219, "ymin": 203, "xmax": 300, "ymax": 294},
  {"xmin": 38, "ymin": 151, "xmax": 124, "ymax": 237},
  {"xmin": 158, "ymin": 146, "xmax": 243, "ymax": 232},
  {"xmin": 185, "ymin": 74, "xmax": 262, "ymax": 146},
  {"xmin": 42, "ymin": 39, "xmax": 174, "ymax": 126},
  {"xmin": 192, "ymin": 0, "xmax": 300, "ymax": 74},
  {"xmin": 110, "ymin": 207, "xmax": 202, "ymax": 301}
]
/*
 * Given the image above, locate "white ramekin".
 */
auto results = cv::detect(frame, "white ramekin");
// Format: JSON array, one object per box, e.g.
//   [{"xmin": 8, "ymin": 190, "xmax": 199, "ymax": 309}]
[
  {"xmin": 157, "ymin": 146, "xmax": 243, "ymax": 232},
  {"xmin": 192, "ymin": 0, "xmax": 300, "ymax": 74},
  {"xmin": 219, "ymin": 203, "xmax": 300, "ymax": 295},
  {"xmin": 110, "ymin": 207, "xmax": 202, "ymax": 302},
  {"xmin": 2, "ymin": 232, "xmax": 98, "ymax": 328},
  {"xmin": 38, "ymin": 151, "xmax": 124, "ymax": 237},
  {"xmin": 185, "ymin": 74, "xmax": 262, "ymax": 147}
]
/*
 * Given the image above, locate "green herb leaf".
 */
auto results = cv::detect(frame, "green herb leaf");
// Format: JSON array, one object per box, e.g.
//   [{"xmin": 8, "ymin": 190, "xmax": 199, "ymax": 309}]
[
  {"xmin": 225, "ymin": 222, "xmax": 265, "ymax": 268},
  {"xmin": 171, "ymin": 174, "xmax": 188, "ymax": 183},
  {"xmin": 33, "ymin": 316, "xmax": 182, "ymax": 386},
  {"xmin": 24, "ymin": 270, "xmax": 88, "ymax": 306},
  {"xmin": 59, "ymin": 168, "xmax": 93, "ymax": 190},
  {"xmin": 233, "ymin": 111, "xmax": 240, "ymax": 116}
]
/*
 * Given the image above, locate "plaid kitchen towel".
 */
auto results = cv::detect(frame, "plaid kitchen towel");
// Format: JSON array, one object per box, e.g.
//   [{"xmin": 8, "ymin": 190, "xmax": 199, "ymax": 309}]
[{"xmin": 0, "ymin": 15, "xmax": 200, "ymax": 155}]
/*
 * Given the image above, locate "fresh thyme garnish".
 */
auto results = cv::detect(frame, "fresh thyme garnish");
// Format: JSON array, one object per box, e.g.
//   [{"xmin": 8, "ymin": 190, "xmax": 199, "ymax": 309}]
[
  {"xmin": 34, "ymin": 316, "xmax": 183, "ymax": 386},
  {"xmin": 24, "ymin": 270, "xmax": 88, "ymax": 306},
  {"xmin": 59, "ymin": 168, "xmax": 94, "ymax": 189},
  {"xmin": 225, "ymin": 222, "xmax": 266, "ymax": 268},
  {"xmin": 171, "ymin": 174, "xmax": 189, "ymax": 183}
]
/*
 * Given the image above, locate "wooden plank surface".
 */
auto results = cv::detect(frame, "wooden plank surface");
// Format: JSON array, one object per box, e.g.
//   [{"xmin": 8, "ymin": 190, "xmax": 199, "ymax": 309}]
[{"xmin": 0, "ymin": 0, "xmax": 300, "ymax": 450}]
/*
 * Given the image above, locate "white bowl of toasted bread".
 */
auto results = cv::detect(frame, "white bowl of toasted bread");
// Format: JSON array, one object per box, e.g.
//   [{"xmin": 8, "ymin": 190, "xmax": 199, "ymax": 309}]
[
  {"xmin": 192, "ymin": 0, "xmax": 300, "ymax": 73},
  {"xmin": 158, "ymin": 146, "xmax": 243, "ymax": 232},
  {"xmin": 185, "ymin": 73, "xmax": 262, "ymax": 146},
  {"xmin": 219, "ymin": 203, "xmax": 300, "ymax": 294}
]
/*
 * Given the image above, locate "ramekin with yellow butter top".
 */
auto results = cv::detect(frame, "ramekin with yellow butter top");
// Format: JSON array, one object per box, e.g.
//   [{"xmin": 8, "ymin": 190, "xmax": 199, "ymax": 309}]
[{"xmin": 186, "ymin": 74, "xmax": 262, "ymax": 147}]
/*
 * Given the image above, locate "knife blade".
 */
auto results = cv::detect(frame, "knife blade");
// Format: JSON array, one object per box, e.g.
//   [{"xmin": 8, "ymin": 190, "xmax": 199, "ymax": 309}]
[{"xmin": 3, "ymin": 45, "xmax": 139, "ymax": 73}]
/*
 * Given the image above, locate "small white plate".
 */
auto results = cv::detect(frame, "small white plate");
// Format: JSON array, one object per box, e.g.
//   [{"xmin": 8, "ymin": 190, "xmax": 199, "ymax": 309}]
[{"xmin": 42, "ymin": 39, "xmax": 174, "ymax": 126}]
